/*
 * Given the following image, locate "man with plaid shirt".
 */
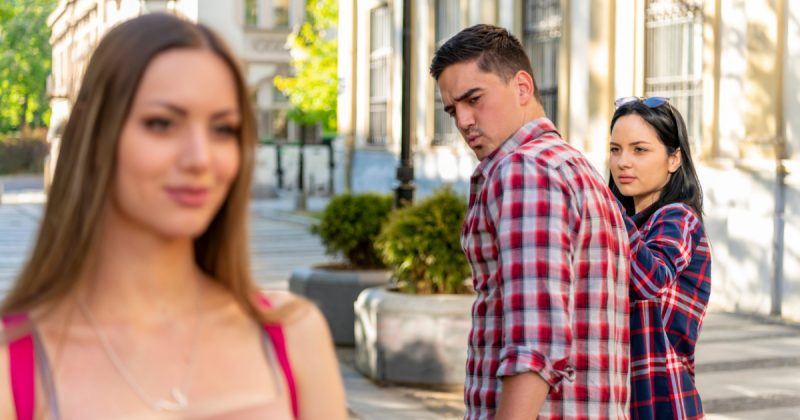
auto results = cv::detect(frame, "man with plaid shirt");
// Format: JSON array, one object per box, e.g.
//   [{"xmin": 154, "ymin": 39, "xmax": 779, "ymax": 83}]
[{"xmin": 431, "ymin": 25, "xmax": 631, "ymax": 420}]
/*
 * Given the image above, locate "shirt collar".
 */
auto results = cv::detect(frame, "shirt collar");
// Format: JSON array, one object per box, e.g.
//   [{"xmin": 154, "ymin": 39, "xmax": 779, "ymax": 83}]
[{"xmin": 473, "ymin": 117, "xmax": 560, "ymax": 179}]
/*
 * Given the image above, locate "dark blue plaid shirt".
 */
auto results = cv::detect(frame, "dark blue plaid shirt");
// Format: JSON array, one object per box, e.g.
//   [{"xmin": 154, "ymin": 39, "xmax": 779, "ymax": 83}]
[{"xmin": 620, "ymin": 203, "xmax": 712, "ymax": 420}]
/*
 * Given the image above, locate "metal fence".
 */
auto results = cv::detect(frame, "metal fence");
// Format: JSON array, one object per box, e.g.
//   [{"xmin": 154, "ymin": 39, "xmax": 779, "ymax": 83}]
[
  {"xmin": 524, "ymin": 0, "xmax": 561, "ymax": 124},
  {"xmin": 645, "ymin": 0, "xmax": 704, "ymax": 148},
  {"xmin": 369, "ymin": 5, "xmax": 391, "ymax": 146},
  {"xmin": 432, "ymin": 0, "xmax": 462, "ymax": 147}
]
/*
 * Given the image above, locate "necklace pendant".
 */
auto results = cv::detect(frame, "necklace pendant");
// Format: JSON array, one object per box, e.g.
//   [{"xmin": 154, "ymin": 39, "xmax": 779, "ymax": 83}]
[{"xmin": 155, "ymin": 389, "xmax": 189, "ymax": 412}]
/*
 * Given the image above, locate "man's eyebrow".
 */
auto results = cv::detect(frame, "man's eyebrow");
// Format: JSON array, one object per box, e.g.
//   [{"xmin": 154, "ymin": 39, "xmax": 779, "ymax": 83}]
[{"xmin": 443, "ymin": 87, "xmax": 482, "ymax": 114}]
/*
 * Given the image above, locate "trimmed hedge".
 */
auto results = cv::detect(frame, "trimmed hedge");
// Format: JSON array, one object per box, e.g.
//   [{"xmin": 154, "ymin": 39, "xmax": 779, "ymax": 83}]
[
  {"xmin": 376, "ymin": 186, "xmax": 472, "ymax": 295},
  {"xmin": 0, "ymin": 137, "xmax": 49, "ymax": 174},
  {"xmin": 312, "ymin": 193, "xmax": 393, "ymax": 268}
]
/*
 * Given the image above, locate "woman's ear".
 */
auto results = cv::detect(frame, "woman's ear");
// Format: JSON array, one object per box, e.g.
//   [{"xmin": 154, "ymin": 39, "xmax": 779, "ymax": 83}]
[{"xmin": 668, "ymin": 148, "xmax": 682, "ymax": 173}]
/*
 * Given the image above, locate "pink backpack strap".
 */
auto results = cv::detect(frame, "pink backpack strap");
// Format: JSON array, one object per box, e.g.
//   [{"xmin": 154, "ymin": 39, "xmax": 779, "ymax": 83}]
[
  {"xmin": 2, "ymin": 313, "xmax": 35, "ymax": 420},
  {"xmin": 258, "ymin": 295, "xmax": 298, "ymax": 419}
]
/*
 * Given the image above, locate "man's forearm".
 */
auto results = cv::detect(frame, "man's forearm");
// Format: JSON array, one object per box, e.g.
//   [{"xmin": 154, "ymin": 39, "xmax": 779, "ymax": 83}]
[{"xmin": 495, "ymin": 371, "xmax": 551, "ymax": 420}]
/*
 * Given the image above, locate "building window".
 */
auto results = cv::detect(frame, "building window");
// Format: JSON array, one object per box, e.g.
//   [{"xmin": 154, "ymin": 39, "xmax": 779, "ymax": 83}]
[
  {"xmin": 260, "ymin": 85, "xmax": 290, "ymax": 142},
  {"xmin": 523, "ymin": 0, "xmax": 561, "ymax": 125},
  {"xmin": 433, "ymin": 0, "xmax": 462, "ymax": 147},
  {"xmin": 274, "ymin": 0, "xmax": 289, "ymax": 27},
  {"xmin": 245, "ymin": 0, "xmax": 259, "ymax": 27},
  {"xmin": 369, "ymin": 5, "xmax": 391, "ymax": 145},
  {"xmin": 645, "ymin": 0, "xmax": 704, "ymax": 145}
]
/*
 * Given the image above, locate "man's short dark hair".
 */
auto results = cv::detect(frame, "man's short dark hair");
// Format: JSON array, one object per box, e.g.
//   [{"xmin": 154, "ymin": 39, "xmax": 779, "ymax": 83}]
[{"xmin": 430, "ymin": 24, "xmax": 541, "ymax": 104}]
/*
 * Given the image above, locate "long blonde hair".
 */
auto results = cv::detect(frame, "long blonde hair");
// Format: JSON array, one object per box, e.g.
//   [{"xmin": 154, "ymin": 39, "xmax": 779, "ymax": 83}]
[{"xmin": 1, "ymin": 13, "xmax": 296, "ymax": 324}]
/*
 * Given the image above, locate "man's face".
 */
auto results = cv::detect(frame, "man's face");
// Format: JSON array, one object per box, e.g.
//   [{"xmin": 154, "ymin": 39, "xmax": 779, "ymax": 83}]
[{"xmin": 438, "ymin": 60, "xmax": 525, "ymax": 161}]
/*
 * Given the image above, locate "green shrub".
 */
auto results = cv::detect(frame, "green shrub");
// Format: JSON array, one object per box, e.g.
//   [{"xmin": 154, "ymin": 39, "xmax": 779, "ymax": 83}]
[
  {"xmin": 312, "ymin": 193, "xmax": 393, "ymax": 268},
  {"xmin": 0, "ymin": 137, "xmax": 49, "ymax": 174},
  {"xmin": 376, "ymin": 186, "xmax": 471, "ymax": 295}
]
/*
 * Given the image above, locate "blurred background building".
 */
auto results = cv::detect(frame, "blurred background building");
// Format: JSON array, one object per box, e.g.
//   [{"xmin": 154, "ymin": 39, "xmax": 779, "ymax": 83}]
[
  {"xmin": 44, "ymin": 0, "xmax": 332, "ymax": 196},
  {"xmin": 337, "ymin": 0, "xmax": 800, "ymax": 321}
]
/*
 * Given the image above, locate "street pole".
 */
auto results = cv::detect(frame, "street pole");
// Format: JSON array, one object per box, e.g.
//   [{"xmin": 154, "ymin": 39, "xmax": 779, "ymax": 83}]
[
  {"xmin": 295, "ymin": 127, "xmax": 307, "ymax": 211},
  {"xmin": 771, "ymin": 135, "xmax": 786, "ymax": 317},
  {"xmin": 395, "ymin": 0, "xmax": 416, "ymax": 208}
]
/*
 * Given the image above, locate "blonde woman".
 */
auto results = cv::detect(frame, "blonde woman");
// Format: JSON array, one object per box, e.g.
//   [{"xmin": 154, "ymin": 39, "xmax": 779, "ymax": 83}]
[{"xmin": 0, "ymin": 13, "xmax": 346, "ymax": 420}]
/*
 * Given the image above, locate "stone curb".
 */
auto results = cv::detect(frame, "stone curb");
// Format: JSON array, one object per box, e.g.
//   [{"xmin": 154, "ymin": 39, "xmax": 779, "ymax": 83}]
[{"xmin": 341, "ymin": 363, "xmax": 448, "ymax": 420}]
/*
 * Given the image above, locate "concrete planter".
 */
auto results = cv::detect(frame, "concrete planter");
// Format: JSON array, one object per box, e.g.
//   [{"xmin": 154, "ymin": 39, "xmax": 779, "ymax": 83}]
[
  {"xmin": 354, "ymin": 286, "xmax": 474, "ymax": 386},
  {"xmin": 289, "ymin": 267, "xmax": 392, "ymax": 345}
]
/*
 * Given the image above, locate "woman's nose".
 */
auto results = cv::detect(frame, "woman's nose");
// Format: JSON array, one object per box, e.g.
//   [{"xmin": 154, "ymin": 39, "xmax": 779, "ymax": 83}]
[
  {"xmin": 616, "ymin": 151, "xmax": 632, "ymax": 168},
  {"xmin": 179, "ymin": 126, "xmax": 211, "ymax": 171}
]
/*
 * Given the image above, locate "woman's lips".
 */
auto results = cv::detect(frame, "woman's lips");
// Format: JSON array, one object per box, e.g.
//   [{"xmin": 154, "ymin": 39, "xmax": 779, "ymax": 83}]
[
  {"xmin": 164, "ymin": 186, "xmax": 209, "ymax": 207},
  {"xmin": 617, "ymin": 176, "xmax": 636, "ymax": 185}
]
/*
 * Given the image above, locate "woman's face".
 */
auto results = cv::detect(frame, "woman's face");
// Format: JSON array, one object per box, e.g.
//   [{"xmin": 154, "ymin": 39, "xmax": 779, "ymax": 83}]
[
  {"xmin": 114, "ymin": 48, "xmax": 241, "ymax": 239},
  {"xmin": 609, "ymin": 114, "xmax": 681, "ymax": 213}
]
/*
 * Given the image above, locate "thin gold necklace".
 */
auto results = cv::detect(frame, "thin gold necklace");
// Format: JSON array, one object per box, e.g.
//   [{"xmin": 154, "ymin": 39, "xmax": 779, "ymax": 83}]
[{"xmin": 77, "ymin": 283, "xmax": 202, "ymax": 412}]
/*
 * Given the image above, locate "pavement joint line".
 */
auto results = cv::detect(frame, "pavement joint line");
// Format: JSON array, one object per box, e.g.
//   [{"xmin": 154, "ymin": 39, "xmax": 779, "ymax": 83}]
[
  {"xmin": 704, "ymin": 394, "xmax": 800, "ymax": 414},
  {"xmin": 696, "ymin": 356, "xmax": 800, "ymax": 374},
  {"xmin": 699, "ymin": 331, "xmax": 800, "ymax": 343}
]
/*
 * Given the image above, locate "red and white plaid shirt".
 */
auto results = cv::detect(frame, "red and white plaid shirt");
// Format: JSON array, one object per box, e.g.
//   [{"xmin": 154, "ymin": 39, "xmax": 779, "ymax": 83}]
[{"xmin": 461, "ymin": 118, "xmax": 631, "ymax": 420}]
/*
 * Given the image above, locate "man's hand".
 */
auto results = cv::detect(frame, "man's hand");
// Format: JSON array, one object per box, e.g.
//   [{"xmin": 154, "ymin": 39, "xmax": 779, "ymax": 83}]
[{"xmin": 495, "ymin": 371, "xmax": 550, "ymax": 420}]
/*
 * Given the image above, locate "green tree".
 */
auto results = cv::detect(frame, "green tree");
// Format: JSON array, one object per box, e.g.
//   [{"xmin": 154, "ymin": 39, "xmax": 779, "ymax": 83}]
[
  {"xmin": 274, "ymin": 0, "xmax": 337, "ymax": 134},
  {"xmin": 0, "ymin": 0, "xmax": 57, "ymax": 133}
]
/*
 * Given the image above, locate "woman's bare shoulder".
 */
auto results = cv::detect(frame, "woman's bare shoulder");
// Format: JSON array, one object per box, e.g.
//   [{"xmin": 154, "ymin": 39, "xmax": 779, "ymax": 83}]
[
  {"xmin": 261, "ymin": 291, "xmax": 328, "ymax": 334},
  {"xmin": 261, "ymin": 291, "xmax": 347, "ymax": 419},
  {"xmin": 0, "ymin": 323, "xmax": 16, "ymax": 418}
]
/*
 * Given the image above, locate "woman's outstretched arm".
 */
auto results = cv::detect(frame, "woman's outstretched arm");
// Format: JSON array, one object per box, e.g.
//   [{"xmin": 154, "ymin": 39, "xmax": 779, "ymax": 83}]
[{"xmin": 617, "ymin": 203, "xmax": 700, "ymax": 301}]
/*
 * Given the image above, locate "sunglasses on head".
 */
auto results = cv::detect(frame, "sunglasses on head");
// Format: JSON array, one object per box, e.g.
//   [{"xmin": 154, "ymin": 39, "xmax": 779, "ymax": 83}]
[
  {"xmin": 614, "ymin": 96, "xmax": 670, "ymax": 108},
  {"xmin": 614, "ymin": 96, "xmax": 677, "ymax": 125}
]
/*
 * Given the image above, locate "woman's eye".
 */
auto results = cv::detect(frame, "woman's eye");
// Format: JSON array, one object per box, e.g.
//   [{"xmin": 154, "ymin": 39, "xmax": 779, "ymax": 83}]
[
  {"xmin": 635, "ymin": 147, "xmax": 646, "ymax": 153},
  {"xmin": 145, "ymin": 118, "xmax": 173, "ymax": 132},
  {"xmin": 610, "ymin": 147, "xmax": 619, "ymax": 153},
  {"xmin": 213, "ymin": 124, "xmax": 240, "ymax": 137}
]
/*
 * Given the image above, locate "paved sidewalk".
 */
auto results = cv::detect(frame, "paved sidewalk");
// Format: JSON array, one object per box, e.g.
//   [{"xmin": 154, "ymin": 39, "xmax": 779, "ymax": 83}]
[
  {"xmin": 0, "ymin": 200, "xmax": 336, "ymax": 290},
  {"xmin": 2, "ymin": 195, "xmax": 799, "ymax": 418},
  {"xmin": 697, "ymin": 312, "xmax": 800, "ymax": 419}
]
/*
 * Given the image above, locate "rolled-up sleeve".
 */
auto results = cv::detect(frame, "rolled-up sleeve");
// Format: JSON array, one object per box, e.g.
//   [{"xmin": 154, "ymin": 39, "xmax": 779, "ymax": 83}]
[{"xmin": 487, "ymin": 154, "xmax": 576, "ymax": 391}]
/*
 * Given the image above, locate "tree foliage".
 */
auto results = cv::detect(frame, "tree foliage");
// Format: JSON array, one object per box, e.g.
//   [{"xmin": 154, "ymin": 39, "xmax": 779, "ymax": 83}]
[
  {"xmin": 273, "ymin": 0, "xmax": 337, "ymax": 134},
  {"xmin": 0, "ymin": 0, "xmax": 57, "ymax": 133}
]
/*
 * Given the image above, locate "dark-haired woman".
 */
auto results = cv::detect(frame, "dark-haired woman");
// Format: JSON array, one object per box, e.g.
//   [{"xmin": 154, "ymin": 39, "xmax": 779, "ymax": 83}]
[{"xmin": 609, "ymin": 97, "xmax": 712, "ymax": 420}]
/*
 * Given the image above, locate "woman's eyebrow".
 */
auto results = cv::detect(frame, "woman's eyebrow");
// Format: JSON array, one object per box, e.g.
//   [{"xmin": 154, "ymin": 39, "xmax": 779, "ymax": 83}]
[{"xmin": 211, "ymin": 109, "xmax": 240, "ymax": 119}]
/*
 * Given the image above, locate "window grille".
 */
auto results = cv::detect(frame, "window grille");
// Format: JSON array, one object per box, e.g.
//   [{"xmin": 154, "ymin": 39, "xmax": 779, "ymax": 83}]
[
  {"xmin": 433, "ymin": 0, "xmax": 462, "ymax": 147},
  {"xmin": 645, "ymin": 0, "xmax": 704, "ymax": 146},
  {"xmin": 523, "ymin": 0, "xmax": 561, "ymax": 124},
  {"xmin": 369, "ymin": 5, "xmax": 391, "ymax": 145}
]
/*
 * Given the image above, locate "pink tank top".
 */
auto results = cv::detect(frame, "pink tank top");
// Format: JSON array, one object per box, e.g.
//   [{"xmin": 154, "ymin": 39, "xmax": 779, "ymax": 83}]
[{"xmin": 2, "ymin": 296, "xmax": 298, "ymax": 420}]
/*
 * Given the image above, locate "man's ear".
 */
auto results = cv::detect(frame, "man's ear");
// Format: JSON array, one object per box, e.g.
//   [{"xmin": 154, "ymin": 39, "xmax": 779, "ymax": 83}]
[{"xmin": 515, "ymin": 70, "xmax": 535, "ymax": 106}]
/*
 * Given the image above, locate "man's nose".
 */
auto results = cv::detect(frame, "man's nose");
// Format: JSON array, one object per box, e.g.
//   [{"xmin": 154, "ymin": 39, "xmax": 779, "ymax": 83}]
[{"xmin": 456, "ymin": 106, "xmax": 475, "ymax": 132}]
